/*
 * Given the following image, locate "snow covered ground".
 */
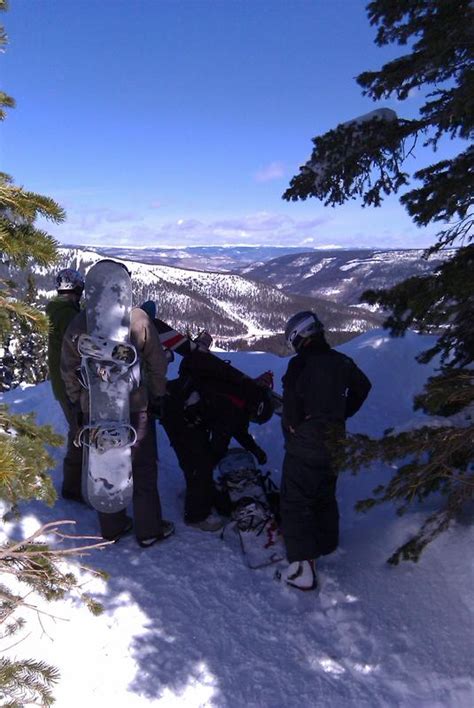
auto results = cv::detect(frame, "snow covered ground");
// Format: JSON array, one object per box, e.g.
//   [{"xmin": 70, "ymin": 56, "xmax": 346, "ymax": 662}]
[{"xmin": 1, "ymin": 330, "xmax": 473, "ymax": 707}]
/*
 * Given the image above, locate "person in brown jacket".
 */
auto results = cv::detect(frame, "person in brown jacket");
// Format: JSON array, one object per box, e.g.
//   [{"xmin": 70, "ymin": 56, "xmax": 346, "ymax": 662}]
[{"xmin": 60, "ymin": 305, "xmax": 174, "ymax": 547}]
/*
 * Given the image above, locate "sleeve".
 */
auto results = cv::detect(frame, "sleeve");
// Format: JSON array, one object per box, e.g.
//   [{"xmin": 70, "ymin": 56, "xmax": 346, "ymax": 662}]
[
  {"xmin": 345, "ymin": 360, "xmax": 372, "ymax": 418},
  {"xmin": 139, "ymin": 311, "xmax": 168, "ymax": 399},
  {"xmin": 233, "ymin": 423, "xmax": 261, "ymax": 457},
  {"xmin": 60, "ymin": 320, "xmax": 82, "ymax": 404},
  {"xmin": 208, "ymin": 403, "xmax": 257, "ymax": 464},
  {"xmin": 281, "ymin": 356, "xmax": 305, "ymax": 430}
]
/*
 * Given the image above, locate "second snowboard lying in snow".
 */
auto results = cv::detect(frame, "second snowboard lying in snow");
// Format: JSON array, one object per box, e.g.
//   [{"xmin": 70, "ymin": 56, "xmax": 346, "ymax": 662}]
[{"xmin": 217, "ymin": 448, "xmax": 285, "ymax": 569}]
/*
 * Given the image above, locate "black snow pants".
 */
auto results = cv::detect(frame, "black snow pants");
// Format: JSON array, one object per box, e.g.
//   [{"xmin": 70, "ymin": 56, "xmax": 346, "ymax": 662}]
[
  {"xmin": 98, "ymin": 411, "xmax": 164, "ymax": 541},
  {"xmin": 161, "ymin": 415, "xmax": 217, "ymax": 523},
  {"xmin": 58, "ymin": 396, "xmax": 83, "ymax": 500},
  {"xmin": 280, "ymin": 451, "xmax": 339, "ymax": 563}
]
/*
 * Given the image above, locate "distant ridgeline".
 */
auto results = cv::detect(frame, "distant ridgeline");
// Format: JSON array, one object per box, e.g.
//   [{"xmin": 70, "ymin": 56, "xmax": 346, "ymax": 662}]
[{"xmin": 0, "ymin": 244, "xmax": 447, "ymax": 388}]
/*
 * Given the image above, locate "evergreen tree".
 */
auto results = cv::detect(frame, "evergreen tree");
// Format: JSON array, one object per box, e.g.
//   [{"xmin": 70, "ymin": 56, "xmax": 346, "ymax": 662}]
[
  {"xmin": 284, "ymin": 0, "xmax": 473, "ymax": 562},
  {"xmin": 0, "ymin": 3, "xmax": 105, "ymax": 704}
]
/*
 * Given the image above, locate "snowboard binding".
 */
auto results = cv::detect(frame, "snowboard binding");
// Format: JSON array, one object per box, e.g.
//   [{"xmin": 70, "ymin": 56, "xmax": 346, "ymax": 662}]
[
  {"xmin": 80, "ymin": 358, "xmax": 140, "ymax": 386},
  {"xmin": 233, "ymin": 498, "xmax": 272, "ymax": 533},
  {"xmin": 217, "ymin": 447, "xmax": 285, "ymax": 568},
  {"xmin": 74, "ymin": 422, "xmax": 137, "ymax": 453},
  {"xmin": 77, "ymin": 333, "xmax": 138, "ymax": 367}
]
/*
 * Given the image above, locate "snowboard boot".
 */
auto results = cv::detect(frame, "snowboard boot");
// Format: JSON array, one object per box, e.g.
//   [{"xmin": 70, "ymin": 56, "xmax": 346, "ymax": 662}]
[
  {"xmin": 137, "ymin": 519, "xmax": 175, "ymax": 548},
  {"xmin": 186, "ymin": 513, "xmax": 224, "ymax": 532},
  {"xmin": 284, "ymin": 560, "xmax": 317, "ymax": 591},
  {"xmin": 103, "ymin": 516, "xmax": 133, "ymax": 543}
]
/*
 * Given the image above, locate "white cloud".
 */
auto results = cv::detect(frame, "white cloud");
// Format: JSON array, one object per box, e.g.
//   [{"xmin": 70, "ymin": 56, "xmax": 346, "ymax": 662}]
[
  {"xmin": 254, "ymin": 161, "xmax": 285, "ymax": 183},
  {"xmin": 45, "ymin": 200, "xmax": 434, "ymax": 250}
]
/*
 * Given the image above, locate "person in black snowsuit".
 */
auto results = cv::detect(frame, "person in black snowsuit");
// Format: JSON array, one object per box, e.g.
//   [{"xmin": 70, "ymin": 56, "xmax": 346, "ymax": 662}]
[
  {"xmin": 160, "ymin": 331, "xmax": 270, "ymax": 530},
  {"xmin": 161, "ymin": 374, "xmax": 227, "ymax": 531},
  {"xmin": 177, "ymin": 344, "xmax": 268, "ymax": 467},
  {"xmin": 280, "ymin": 311, "xmax": 371, "ymax": 591}
]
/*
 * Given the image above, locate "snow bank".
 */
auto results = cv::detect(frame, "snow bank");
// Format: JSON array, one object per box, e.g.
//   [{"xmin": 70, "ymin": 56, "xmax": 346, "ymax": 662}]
[{"xmin": 1, "ymin": 330, "xmax": 472, "ymax": 708}]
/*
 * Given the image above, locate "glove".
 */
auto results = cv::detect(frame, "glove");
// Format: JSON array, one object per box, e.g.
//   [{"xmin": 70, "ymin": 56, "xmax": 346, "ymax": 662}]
[
  {"xmin": 254, "ymin": 447, "xmax": 267, "ymax": 466},
  {"xmin": 149, "ymin": 396, "xmax": 166, "ymax": 422}
]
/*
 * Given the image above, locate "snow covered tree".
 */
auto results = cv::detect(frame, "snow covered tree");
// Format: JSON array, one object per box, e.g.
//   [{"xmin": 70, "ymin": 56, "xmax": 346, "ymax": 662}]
[
  {"xmin": 1, "ymin": 275, "xmax": 49, "ymax": 389},
  {"xmin": 0, "ymin": 0, "xmax": 64, "ymax": 511},
  {"xmin": 0, "ymin": 3, "xmax": 105, "ymax": 704},
  {"xmin": 284, "ymin": 0, "xmax": 473, "ymax": 562}
]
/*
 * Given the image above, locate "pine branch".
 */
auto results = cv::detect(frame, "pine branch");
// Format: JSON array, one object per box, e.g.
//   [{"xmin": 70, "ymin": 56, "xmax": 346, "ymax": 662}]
[
  {"xmin": 426, "ymin": 214, "xmax": 474, "ymax": 253},
  {"xmin": 0, "ymin": 406, "xmax": 63, "ymax": 506},
  {"xmin": 283, "ymin": 114, "xmax": 416, "ymax": 207},
  {"xmin": 414, "ymin": 370, "xmax": 474, "ymax": 416},
  {"xmin": 400, "ymin": 147, "xmax": 474, "ymax": 226},
  {"xmin": 0, "ymin": 5, "xmax": 94, "ymax": 704},
  {"xmin": 0, "ymin": 518, "xmax": 107, "ymax": 705},
  {"xmin": 362, "ymin": 245, "xmax": 474, "ymax": 366},
  {"xmin": 0, "ymin": 293, "xmax": 49, "ymax": 336},
  {"xmin": 282, "ymin": 0, "xmax": 474, "ymax": 564},
  {"xmin": 0, "ymin": 175, "xmax": 65, "ymax": 223},
  {"xmin": 0, "ymin": 657, "xmax": 60, "ymax": 707},
  {"xmin": 0, "ymin": 220, "xmax": 60, "ymax": 268},
  {"xmin": 0, "ymin": 91, "xmax": 14, "ymax": 121},
  {"xmin": 387, "ymin": 482, "xmax": 471, "ymax": 565},
  {"xmin": 336, "ymin": 417, "xmax": 474, "ymax": 563}
]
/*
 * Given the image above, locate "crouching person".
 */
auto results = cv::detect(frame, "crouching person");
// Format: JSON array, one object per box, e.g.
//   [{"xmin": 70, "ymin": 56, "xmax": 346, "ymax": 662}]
[
  {"xmin": 61, "ymin": 301, "xmax": 174, "ymax": 547},
  {"xmin": 161, "ymin": 376, "xmax": 225, "ymax": 531},
  {"xmin": 280, "ymin": 311, "xmax": 371, "ymax": 591}
]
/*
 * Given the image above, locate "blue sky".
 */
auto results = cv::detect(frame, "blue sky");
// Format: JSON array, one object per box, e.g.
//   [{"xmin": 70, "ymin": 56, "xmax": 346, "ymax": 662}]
[{"xmin": 1, "ymin": 0, "xmax": 460, "ymax": 249}]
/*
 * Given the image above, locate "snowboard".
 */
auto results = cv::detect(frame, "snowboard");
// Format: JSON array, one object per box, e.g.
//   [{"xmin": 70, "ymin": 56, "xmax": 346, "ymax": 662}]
[
  {"xmin": 79, "ymin": 260, "xmax": 138, "ymax": 513},
  {"xmin": 217, "ymin": 448, "xmax": 285, "ymax": 569},
  {"xmin": 141, "ymin": 301, "xmax": 282, "ymax": 423}
]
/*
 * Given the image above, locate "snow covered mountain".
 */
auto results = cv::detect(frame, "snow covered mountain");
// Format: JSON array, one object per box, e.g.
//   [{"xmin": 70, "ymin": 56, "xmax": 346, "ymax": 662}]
[
  {"xmin": 3, "ymin": 247, "xmax": 381, "ymax": 352},
  {"xmin": 2, "ymin": 330, "xmax": 472, "ymax": 707},
  {"xmin": 241, "ymin": 248, "xmax": 454, "ymax": 308},
  {"xmin": 72, "ymin": 244, "xmax": 314, "ymax": 271}
]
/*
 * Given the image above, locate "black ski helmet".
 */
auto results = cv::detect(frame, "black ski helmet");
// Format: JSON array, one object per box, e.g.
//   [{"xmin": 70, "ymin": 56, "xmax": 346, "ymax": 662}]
[
  {"xmin": 284, "ymin": 310, "xmax": 324, "ymax": 352},
  {"xmin": 55, "ymin": 268, "xmax": 85, "ymax": 293}
]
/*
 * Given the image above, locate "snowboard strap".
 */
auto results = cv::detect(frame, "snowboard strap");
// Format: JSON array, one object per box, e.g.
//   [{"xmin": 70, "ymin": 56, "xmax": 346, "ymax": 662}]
[
  {"xmin": 79, "ymin": 358, "xmax": 139, "ymax": 387},
  {"xmin": 233, "ymin": 498, "xmax": 272, "ymax": 535},
  {"xmin": 77, "ymin": 333, "xmax": 138, "ymax": 366},
  {"xmin": 74, "ymin": 422, "xmax": 137, "ymax": 453}
]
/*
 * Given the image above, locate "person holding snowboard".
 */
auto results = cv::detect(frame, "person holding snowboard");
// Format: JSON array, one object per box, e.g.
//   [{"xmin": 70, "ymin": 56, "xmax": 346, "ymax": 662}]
[
  {"xmin": 46, "ymin": 268, "xmax": 85, "ymax": 503},
  {"xmin": 280, "ymin": 311, "xmax": 371, "ymax": 591},
  {"xmin": 61, "ymin": 294, "xmax": 174, "ymax": 547}
]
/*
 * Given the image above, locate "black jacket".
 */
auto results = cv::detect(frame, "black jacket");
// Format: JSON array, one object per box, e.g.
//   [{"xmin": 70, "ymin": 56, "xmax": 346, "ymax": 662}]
[
  {"xmin": 282, "ymin": 340, "xmax": 371, "ymax": 463},
  {"xmin": 174, "ymin": 352, "xmax": 266, "ymax": 464}
]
